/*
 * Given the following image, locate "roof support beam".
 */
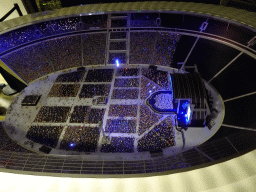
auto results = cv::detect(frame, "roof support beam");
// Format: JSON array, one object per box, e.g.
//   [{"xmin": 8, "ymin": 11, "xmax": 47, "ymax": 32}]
[
  {"xmin": 224, "ymin": 91, "xmax": 256, "ymax": 102},
  {"xmin": 222, "ymin": 124, "xmax": 256, "ymax": 132},
  {"xmin": 208, "ymin": 52, "xmax": 243, "ymax": 83}
]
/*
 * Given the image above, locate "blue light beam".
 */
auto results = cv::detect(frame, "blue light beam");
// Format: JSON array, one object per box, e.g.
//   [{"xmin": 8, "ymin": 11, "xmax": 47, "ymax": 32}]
[
  {"xmin": 69, "ymin": 143, "xmax": 75, "ymax": 147},
  {"xmin": 116, "ymin": 59, "xmax": 120, "ymax": 67}
]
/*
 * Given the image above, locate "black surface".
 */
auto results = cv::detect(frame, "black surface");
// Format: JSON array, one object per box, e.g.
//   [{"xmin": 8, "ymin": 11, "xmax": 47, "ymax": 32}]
[
  {"xmin": 0, "ymin": 66, "xmax": 27, "ymax": 92},
  {"xmin": 21, "ymin": 0, "xmax": 39, "ymax": 14},
  {"xmin": 223, "ymin": 94, "xmax": 256, "ymax": 128},
  {"xmin": 171, "ymin": 73, "xmax": 206, "ymax": 108},
  {"xmin": 224, "ymin": 23, "xmax": 256, "ymax": 45},
  {"xmin": 204, "ymin": 19, "xmax": 229, "ymax": 37},
  {"xmin": 185, "ymin": 38, "xmax": 240, "ymax": 82},
  {"xmin": 161, "ymin": 13, "xmax": 207, "ymax": 31},
  {"xmin": 61, "ymin": 0, "xmax": 221, "ymax": 7},
  {"xmin": 81, "ymin": 15, "xmax": 107, "ymax": 29},
  {"xmin": 39, "ymin": 146, "xmax": 52, "ymax": 154},
  {"xmin": 206, "ymin": 126, "xmax": 240, "ymax": 143},
  {"xmin": 228, "ymin": 130, "xmax": 256, "ymax": 152},
  {"xmin": 21, "ymin": 95, "xmax": 41, "ymax": 106},
  {"xmin": 210, "ymin": 53, "xmax": 256, "ymax": 100},
  {"xmin": 172, "ymin": 35, "xmax": 197, "ymax": 68}
]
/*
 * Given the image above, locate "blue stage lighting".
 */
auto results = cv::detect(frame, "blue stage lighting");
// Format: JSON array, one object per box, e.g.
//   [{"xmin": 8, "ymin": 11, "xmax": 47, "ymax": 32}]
[
  {"xmin": 177, "ymin": 100, "xmax": 191, "ymax": 126},
  {"xmin": 169, "ymin": 75, "xmax": 173, "ymax": 89},
  {"xmin": 69, "ymin": 143, "xmax": 75, "ymax": 147},
  {"xmin": 115, "ymin": 59, "xmax": 120, "ymax": 67},
  {"xmin": 185, "ymin": 105, "xmax": 191, "ymax": 123}
]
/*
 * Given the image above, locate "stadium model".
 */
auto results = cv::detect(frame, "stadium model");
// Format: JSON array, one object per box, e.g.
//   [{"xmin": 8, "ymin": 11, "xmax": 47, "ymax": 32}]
[{"xmin": 0, "ymin": 2, "xmax": 256, "ymax": 186}]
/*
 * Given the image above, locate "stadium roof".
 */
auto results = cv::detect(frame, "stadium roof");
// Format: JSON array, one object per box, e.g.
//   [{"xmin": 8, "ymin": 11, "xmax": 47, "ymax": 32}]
[{"xmin": 0, "ymin": 1, "xmax": 256, "ymax": 33}]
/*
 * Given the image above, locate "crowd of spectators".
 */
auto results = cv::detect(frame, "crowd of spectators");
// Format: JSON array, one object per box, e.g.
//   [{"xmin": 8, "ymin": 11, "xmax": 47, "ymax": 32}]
[
  {"xmin": 87, "ymin": 108, "xmax": 106, "ymax": 124},
  {"xmin": 70, "ymin": 106, "xmax": 90, "ymax": 123},
  {"xmin": 108, "ymin": 53, "xmax": 127, "ymax": 64},
  {"xmin": 142, "ymin": 68, "xmax": 170, "ymax": 90},
  {"xmin": 0, "ymin": 123, "xmax": 29, "ymax": 153},
  {"xmin": 153, "ymin": 93, "xmax": 174, "ymax": 110},
  {"xmin": 1, "ymin": 35, "xmax": 83, "ymax": 83},
  {"xmin": 34, "ymin": 106, "xmax": 71, "ymax": 123},
  {"xmin": 116, "ymin": 68, "xmax": 139, "ymax": 76},
  {"xmin": 139, "ymin": 104, "xmax": 163, "ymax": 135},
  {"xmin": 0, "ymin": 16, "xmax": 79, "ymax": 54},
  {"xmin": 34, "ymin": 17, "xmax": 80, "ymax": 37},
  {"xmin": 70, "ymin": 106, "xmax": 105, "ymax": 124},
  {"xmin": 138, "ymin": 117, "xmax": 175, "ymax": 152},
  {"xmin": 110, "ymin": 32, "xmax": 127, "ymax": 39},
  {"xmin": 108, "ymin": 105, "xmax": 137, "ymax": 117},
  {"xmin": 48, "ymin": 84, "xmax": 80, "ymax": 97},
  {"xmin": 26, "ymin": 125, "xmax": 63, "ymax": 148},
  {"xmin": 101, "ymin": 137, "xmax": 134, "ymax": 153},
  {"xmin": 85, "ymin": 69, "xmax": 114, "ymax": 82},
  {"xmin": 109, "ymin": 41, "xmax": 127, "ymax": 50},
  {"xmin": 79, "ymin": 84, "xmax": 110, "ymax": 98},
  {"xmin": 60, "ymin": 126, "xmax": 99, "ymax": 152},
  {"xmin": 1, "ymin": 44, "xmax": 54, "ymax": 82},
  {"xmin": 140, "ymin": 77, "xmax": 162, "ymax": 99},
  {"xmin": 130, "ymin": 32, "xmax": 156, "ymax": 64},
  {"xmin": 55, "ymin": 70, "xmax": 86, "ymax": 83},
  {"xmin": 111, "ymin": 89, "xmax": 139, "ymax": 99},
  {"xmin": 0, "ymin": 25, "xmax": 39, "ymax": 53},
  {"xmin": 0, "ymin": 15, "xmax": 107, "ymax": 55},
  {"xmin": 114, "ymin": 78, "xmax": 139, "ymax": 87},
  {"xmin": 42, "ymin": 35, "xmax": 82, "ymax": 72},
  {"xmin": 0, "ymin": 17, "xmax": 82, "ymax": 54},
  {"xmin": 105, "ymin": 119, "xmax": 136, "ymax": 133},
  {"xmin": 82, "ymin": 33, "xmax": 107, "ymax": 65},
  {"xmin": 152, "ymin": 33, "xmax": 181, "ymax": 66},
  {"xmin": 130, "ymin": 32, "xmax": 180, "ymax": 66},
  {"xmin": 2, "ymin": 62, "xmax": 179, "ymax": 155}
]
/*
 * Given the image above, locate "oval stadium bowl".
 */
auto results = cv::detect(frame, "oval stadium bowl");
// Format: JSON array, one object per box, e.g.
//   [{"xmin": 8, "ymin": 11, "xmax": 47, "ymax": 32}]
[{"xmin": 0, "ymin": 1, "xmax": 256, "ymax": 186}]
